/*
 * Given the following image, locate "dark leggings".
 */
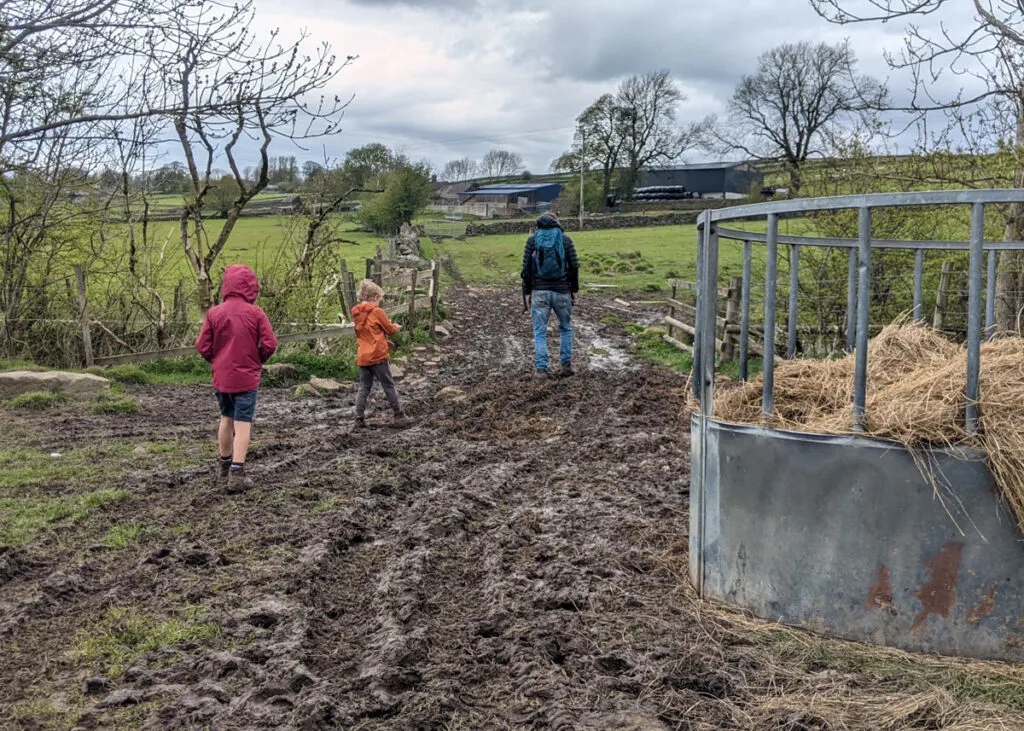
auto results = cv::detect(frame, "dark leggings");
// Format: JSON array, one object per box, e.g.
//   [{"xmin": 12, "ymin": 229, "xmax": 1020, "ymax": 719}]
[{"xmin": 355, "ymin": 362, "xmax": 401, "ymax": 417}]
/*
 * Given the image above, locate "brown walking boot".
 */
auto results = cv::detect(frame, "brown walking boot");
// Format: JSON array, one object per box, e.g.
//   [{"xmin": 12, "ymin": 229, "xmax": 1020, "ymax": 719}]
[
  {"xmin": 226, "ymin": 465, "xmax": 254, "ymax": 494},
  {"xmin": 391, "ymin": 411, "xmax": 415, "ymax": 428}
]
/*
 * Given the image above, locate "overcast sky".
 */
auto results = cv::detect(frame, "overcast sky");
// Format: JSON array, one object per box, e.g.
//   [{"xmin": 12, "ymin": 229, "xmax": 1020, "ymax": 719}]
[{"xmin": 244, "ymin": 0, "xmax": 978, "ymax": 173}]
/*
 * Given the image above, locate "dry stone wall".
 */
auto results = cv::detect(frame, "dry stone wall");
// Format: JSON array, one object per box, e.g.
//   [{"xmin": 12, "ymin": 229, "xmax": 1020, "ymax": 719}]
[{"xmin": 466, "ymin": 212, "xmax": 699, "ymax": 237}]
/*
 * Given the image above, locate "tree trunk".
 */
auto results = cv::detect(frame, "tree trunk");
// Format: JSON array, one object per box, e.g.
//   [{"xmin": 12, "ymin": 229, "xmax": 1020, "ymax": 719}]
[
  {"xmin": 787, "ymin": 163, "xmax": 802, "ymax": 197},
  {"xmin": 198, "ymin": 272, "xmax": 213, "ymax": 315},
  {"xmin": 995, "ymin": 94, "xmax": 1024, "ymax": 334}
]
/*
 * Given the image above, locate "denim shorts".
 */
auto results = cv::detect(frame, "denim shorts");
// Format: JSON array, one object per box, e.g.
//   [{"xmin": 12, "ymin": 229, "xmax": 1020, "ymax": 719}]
[{"xmin": 215, "ymin": 389, "xmax": 259, "ymax": 423}]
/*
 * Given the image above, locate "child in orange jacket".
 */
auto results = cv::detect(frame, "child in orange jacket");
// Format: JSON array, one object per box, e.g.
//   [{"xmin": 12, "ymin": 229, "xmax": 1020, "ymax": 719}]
[{"xmin": 351, "ymin": 279, "xmax": 413, "ymax": 429}]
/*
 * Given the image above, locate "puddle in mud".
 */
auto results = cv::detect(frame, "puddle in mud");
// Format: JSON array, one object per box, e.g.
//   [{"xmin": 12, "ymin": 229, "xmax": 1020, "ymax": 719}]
[{"xmin": 581, "ymin": 326, "xmax": 636, "ymax": 371}]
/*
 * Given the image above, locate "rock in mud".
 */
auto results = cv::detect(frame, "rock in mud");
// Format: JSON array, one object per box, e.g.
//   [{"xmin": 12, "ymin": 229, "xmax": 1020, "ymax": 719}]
[
  {"xmin": 433, "ymin": 324, "xmax": 451, "ymax": 339},
  {"xmin": 95, "ymin": 688, "xmax": 143, "ymax": 708},
  {"xmin": 0, "ymin": 370, "xmax": 110, "ymax": 399},
  {"xmin": 436, "ymin": 386, "xmax": 467, "ymax": 403},
  {"xmin": 263, "ymin": 363, "xmax": 300, "ymax": 385},
  {"xmin": 308, "ymin": 378, "xmax": 344, "ymax": 394},
  {"xmin": 389, "ymin": 365, "xmax": 405, "ymax": 380}
]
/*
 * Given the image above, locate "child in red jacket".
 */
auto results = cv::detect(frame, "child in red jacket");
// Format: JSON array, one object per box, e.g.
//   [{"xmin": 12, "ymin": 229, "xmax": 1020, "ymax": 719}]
[{"xmin": 196, "ymin": 265, "xmax": 278, "ymax": 491}]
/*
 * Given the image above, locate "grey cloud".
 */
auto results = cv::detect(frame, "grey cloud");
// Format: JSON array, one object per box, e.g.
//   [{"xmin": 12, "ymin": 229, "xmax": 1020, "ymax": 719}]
[
  {"xmin": 509, "ymin": 0, "xmax": 916, "ymax": 107},
  {"xmin": 344, "ymin": 0, "xmax": 477, "ymax": 5},
  {"xmin": 245, "ymin": 0, "xmax": 988, "ymax": 172}
]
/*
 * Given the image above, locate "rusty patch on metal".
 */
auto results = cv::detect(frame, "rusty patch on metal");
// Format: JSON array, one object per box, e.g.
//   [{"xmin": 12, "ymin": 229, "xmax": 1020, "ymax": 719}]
[
  {"xmin": 911, "ymin": 543, "xmax": 964, "ymax": 635},
  {"xmin": 865, "ymin": 564, "xmax": 894, "ymax": 612},
  {"xmin": 967, "ymin": 585, "xmax": 998, "ymax": 625}
]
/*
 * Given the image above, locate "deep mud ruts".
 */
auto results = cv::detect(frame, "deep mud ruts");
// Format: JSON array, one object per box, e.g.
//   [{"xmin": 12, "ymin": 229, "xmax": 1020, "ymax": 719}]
[{"xmin": 1, "ymin": 288, "xmax": 705, "ymax": 729}]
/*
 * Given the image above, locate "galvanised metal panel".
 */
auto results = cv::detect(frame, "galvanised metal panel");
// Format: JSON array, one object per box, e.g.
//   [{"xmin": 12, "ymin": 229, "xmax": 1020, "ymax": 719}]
[{"xmin": 692, "ymin": 417, "xmax": 1024, "ymax": 661}]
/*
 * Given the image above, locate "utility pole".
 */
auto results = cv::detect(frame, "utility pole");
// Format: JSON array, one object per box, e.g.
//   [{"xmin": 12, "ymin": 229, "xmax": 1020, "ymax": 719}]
[{"xmin": 578, "ymin": 132, "xmax": 586, "ymax": 232}]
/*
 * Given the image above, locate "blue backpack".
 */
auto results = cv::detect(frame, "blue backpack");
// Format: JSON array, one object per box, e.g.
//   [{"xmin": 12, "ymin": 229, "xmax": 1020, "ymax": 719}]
[{"xmin": 532, "ymin": 228, "xmax": 567, "ymax": 281}]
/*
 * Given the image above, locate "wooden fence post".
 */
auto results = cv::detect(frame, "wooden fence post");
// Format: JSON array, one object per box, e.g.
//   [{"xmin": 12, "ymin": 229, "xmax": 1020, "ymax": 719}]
[
  {"xmin": 408, "ymin": 268, "xmax": 418, "ymax": 331},
  {"xmin": 73, "ymin": 265, "xmax": 94, "ymax": 367},
  {"xmin": 668, "ymin": 282, "xmax": 677, "ymax": 339},
  {"xmin": 374, "ymin": 246, "xmax": 384, "ymax": 287},
  {"xmin": 722, "ymin": 276, "xmax": 741, "ymax": 362},
  {"xmin": 346, "ymin": 271, "xmax": 357, "ymax": 315},
  {"xmin": 339, "ymin": 260, "xmax": 353, "ymax": 315},
  {"xmin": 429, "ymin": 260, "xmax": 441, "ymax": 337},
  {"xmin": 933, "ymin": 260, "xmax": 952, "ymax": 331},
  {"xmin": 428, "ymin": 259, "xmax": 440, "ymax": 335}
]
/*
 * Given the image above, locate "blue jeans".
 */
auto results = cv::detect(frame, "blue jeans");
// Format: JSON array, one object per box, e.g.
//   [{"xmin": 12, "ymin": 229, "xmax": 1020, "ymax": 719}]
[{"xmin": 531, "ymin": 290, "xmax": 573, "ymax": 370}]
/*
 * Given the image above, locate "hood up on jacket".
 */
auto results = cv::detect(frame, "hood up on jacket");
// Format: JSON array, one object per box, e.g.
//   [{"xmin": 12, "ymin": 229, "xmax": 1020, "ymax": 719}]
[
  {"xmin": 222, "ymin": 265, "xmax": 259, "ymax": 303},
  {"xmin": 351, "ymin": 302, "xmax": 377, "ymax": 327},
  {"xmin": 536, "ymin": 212, "xmax": 562, "ymax": 230}
]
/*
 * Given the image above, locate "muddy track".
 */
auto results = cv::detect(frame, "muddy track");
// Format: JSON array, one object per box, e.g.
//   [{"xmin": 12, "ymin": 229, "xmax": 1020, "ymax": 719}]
[
  {"xmin": 2, "ymin": 287, "xmax": 714, "ymax": 729},
  {"xmin": 11, "ymin": 287, "xmax": 1022, "ymax": 730}
]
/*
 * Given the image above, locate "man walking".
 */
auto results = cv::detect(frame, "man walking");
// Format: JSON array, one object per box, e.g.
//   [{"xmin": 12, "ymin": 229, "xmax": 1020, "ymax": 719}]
[{"xmin": 521, "ymin": 212, "xmax": 580, "ymax": 377}]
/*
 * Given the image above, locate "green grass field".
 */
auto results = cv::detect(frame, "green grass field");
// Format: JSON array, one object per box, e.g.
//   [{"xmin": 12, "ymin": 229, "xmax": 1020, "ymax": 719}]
[
  {"xmin": 134, "ymin": 217, "xmax": 384, "ymax": 280},
  {"xmin": 439, "ymin": 226, "xmax": 715, "ymax": 293}
]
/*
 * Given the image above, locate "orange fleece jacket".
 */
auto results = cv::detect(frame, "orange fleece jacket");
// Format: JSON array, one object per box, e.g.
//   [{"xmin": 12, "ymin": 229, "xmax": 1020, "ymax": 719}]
[{"xmin": 352, "ymin": 302, "xmax": 400, "ymax": 366}]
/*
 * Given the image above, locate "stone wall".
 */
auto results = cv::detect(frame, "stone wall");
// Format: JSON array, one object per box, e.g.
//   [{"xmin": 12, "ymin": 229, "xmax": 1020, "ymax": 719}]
[
  {"xmin": 615, "ymin": 198, "xmax": 742, "ymax": 213},
  {"xmin": 466, "ymin": 212, "xmax": 700, "ymax": 237}
]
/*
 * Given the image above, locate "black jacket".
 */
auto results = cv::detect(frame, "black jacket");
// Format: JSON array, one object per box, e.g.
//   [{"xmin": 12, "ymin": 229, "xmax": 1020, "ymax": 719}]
[{"xmin": 521, "ymin": 214, "xmax": 580, "ymax": 296}]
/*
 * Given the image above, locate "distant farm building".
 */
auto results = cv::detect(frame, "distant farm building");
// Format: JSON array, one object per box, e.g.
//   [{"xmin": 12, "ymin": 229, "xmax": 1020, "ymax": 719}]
[
  {"xmin": 640, "ymin": 162, "xmax": 762, "ymax": 199},
  {"xmin": 430, "ymin": 182, "xmax": 563, "ymax": 217}
]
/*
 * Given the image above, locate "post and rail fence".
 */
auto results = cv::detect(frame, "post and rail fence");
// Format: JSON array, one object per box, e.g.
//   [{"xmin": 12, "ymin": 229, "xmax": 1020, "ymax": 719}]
[{"xmin": 91, "ymin": 256, "xmax": 442, "ymax": 367}]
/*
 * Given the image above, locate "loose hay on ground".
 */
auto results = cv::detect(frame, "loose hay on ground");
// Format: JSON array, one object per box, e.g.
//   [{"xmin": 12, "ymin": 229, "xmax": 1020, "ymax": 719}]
[{"xmin": 714, "ymin": 322, "xmax": 1024, "ymax": 532}]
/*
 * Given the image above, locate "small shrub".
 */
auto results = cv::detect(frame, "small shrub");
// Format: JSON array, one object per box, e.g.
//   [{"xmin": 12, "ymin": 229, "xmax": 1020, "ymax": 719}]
[
  {"xmin": 105, "ymin": 365, "xmax": 150, "ymax": 385},
  {"xmin": 643, "ymin": 283, "xmax": 663, "ymax": 293},
  {"xmin": 616, "ymin": 250, "xmax": 643, "ymax": 260},
  {"xmin": 140, "ymin": 358, "xmax": 211, "ymax": 377},
  {"xmin": 8, "ymin": 392, "xmax": 69, "ymax": 410},
  {"xmin": 275, "ymin": 352, "xmax": 357, "ymax": 382},
  {"xmin": 613, "ymin": 261, "xmax": 634, "ymax": 274}
]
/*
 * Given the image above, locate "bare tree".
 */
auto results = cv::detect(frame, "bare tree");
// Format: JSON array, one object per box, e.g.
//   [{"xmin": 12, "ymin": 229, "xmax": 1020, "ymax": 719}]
[
  {"xmin": 440, "ymin": 157, "xmax": 480, "ymax": 181},
  {"xmin": 0, "ymin": 0, "xmax": 354, "ymax": 361},
  {"xmin": 153, "ymin": 1, "xmax": 351, "ymax": 311},
  {"xmin": 481, "ymin": 149, "xmax": 523, "ymax": 178},
  {"xmin": 725, "ymin": 41, "xmax": 886, "ymax": 196},
  {"xmin": 811, "ymin": 0, "xmax": 1024, "ymax": 329},
  {"xmin": 554, "ymin": 94, "xmax": 625, "ymax": 206},
  {"xmin": 614, "ymin": 71, "xmax": 710, "ymax": 198}
]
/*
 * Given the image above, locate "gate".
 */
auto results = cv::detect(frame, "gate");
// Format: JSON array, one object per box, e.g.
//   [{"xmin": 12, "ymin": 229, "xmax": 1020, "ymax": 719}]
[{"xmin": 691, "ymin": 191, "xmax": 1024, "ymax": 661}]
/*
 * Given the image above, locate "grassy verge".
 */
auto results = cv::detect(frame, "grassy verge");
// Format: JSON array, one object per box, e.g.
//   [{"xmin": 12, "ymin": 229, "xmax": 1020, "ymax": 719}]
[
  {"xmin": 0, "ymin": 440, "xmax": 198, "ymax": 546},
  {"xmin": 746, "ymin": 623, "xmax": 1024, "ymax": 711},
  {"xmin": 1, "ymin": 489, "xmax": 132, "ymax": 547},
  {"xmin": 71, "ymin": 605, "xmax": 220, "ymax": 678},
  {"xmin": 602, "ymin": 312, "xmax": 766, "ymax": 379}
]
